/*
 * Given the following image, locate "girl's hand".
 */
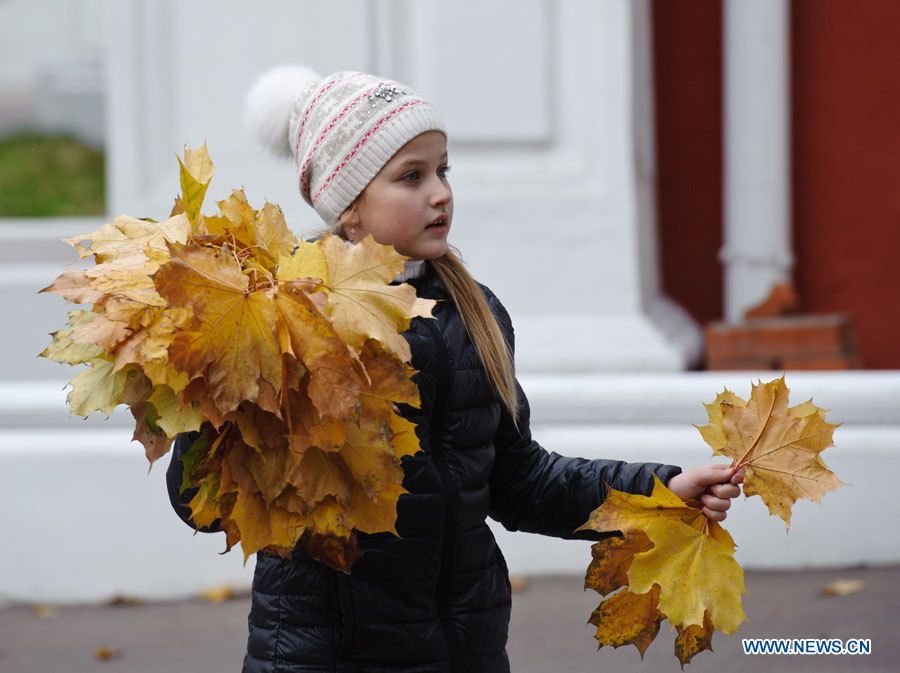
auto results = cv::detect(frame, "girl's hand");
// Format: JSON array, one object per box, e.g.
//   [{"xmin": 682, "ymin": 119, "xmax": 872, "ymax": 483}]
[{"xmin": 666, "ymin": 464, "xmax": 745, "ymax": 523}]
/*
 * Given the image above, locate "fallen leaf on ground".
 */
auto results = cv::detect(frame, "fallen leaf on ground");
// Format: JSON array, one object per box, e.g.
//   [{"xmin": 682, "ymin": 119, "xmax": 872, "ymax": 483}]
[
  {"xmin": 820, "ymin": 578, "xmax": 865, "ymax": 597},
  {"xmin": 509, "ymin": 577, "xmax": 528, "ymax": 593},
  {"xmin": 199, "ymin": 583, "xmax": 249, "ymax": 603},
  {"xmin": 31, "ymin": 604, "xmax": 58, "ymax": 619},
  {"xmin": 94, "ymin": 647, "xmax": 122, "ymax": 661},
  {"xmin": 104, "ymin": 594, "xmax": 144, "ymax": 607}
]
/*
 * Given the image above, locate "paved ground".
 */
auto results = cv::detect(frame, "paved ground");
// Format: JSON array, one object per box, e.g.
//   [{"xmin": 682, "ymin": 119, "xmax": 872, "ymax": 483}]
[{"xmin": 1, "ymin": 564, "xmax": 897, "ymax": 673}]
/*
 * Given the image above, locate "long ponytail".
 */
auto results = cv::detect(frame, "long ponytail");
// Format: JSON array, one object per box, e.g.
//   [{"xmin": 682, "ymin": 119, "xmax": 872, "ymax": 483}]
[{"xmin": 430, "ymin": 247, "xmax": 519, "ymax": 432}]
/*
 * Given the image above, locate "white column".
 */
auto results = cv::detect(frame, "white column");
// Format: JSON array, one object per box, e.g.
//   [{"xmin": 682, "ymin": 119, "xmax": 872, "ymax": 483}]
[{"xmin": 722, "ymin": 0, "xmax": 793, "ymax": 323}]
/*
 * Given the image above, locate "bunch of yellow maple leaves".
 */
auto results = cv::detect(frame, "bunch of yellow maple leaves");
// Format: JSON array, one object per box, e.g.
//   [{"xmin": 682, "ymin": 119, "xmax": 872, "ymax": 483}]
[
  {"xmin": 39, "ymin": 145, "xmax": 435, "ymax": 571},
  {"xmin": 577, "ymin": 376, "xmax": 843, "ymax": 666}
]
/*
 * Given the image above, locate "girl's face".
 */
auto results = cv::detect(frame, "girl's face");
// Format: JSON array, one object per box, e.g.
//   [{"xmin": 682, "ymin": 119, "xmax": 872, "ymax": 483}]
[{"xmin": 342, "ymin": 131, "xmax": 452, "ymax": 260}]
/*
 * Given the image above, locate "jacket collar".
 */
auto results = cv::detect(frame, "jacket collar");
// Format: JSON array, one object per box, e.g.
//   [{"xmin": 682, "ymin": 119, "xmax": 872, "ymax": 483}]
[
  {"xmin": 392, "ymin": 258, "xmax": 426, "ymax": 283},
  {"xmin": 389, "ymin": 258, "xmax": 445, "ymax": 297}
]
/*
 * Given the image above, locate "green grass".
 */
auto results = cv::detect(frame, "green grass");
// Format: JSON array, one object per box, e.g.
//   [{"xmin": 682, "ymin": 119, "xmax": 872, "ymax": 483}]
[{"xmin": 0, "ymin": 132, "xmax": 105, "ymax": 216}]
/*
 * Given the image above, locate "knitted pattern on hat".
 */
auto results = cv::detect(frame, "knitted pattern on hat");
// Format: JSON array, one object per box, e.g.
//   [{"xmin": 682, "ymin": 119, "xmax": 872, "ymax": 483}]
[{"xmin": 245, "ymin": 65, "xmax": 446, "ymax": 225}]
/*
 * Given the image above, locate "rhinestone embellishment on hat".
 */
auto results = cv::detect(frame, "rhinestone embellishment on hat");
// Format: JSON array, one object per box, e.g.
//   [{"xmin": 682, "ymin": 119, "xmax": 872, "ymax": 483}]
[{"xmin": 369, "ymin": 82, "xmax": 407, "ymax": 105}]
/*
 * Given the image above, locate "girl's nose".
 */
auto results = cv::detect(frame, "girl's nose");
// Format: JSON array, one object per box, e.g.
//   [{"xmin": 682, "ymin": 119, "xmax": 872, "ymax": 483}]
[{"xmin": 431, "ymin": 180, "xmax": 452, "ymax": 206}]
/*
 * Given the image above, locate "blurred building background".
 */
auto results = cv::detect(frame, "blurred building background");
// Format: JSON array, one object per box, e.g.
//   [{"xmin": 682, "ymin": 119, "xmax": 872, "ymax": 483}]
[{"xmin": 1, "ymin": 0, "xmax": 898, "ymax": 604}]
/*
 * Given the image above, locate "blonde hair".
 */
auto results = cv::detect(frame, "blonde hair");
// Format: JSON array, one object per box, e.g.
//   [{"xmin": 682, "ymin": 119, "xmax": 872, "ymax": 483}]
[{"xmin": 312, "ymin": 196, "xmax": 520, "ymax": 432}]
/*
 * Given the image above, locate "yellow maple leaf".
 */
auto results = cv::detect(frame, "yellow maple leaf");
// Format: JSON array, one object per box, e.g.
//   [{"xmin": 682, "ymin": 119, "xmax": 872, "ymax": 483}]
[
  {"xmin": 584, "ymin": 532, "xmax": 653, "ymax": 596},
  {"xmin": 38, "ymin": 269, "xmax": 103, "ymax": 304},
  {"xmin": 40, "ymin": 310, "xmax": 103, "ymax": 365},
  {"xmin": 318, "ymin": 233, "xmax": 435, "ymax": 360},
  {"xmin": 695, "ymin": 375, "xmax": 843, "ymax": 529},
  {"xmin": 277, "ymin": 241, "xmax": 327, "ymax": 285},
  {"xmin": 68, "ymin": 311, "xmax": 131, "ymax": 351},
  {"xmin": 578, "ymin": 473, "xmax": 705, "ymax": 534},
  {"xmin": 588, "ymin": 585, "xmax": 664, "ymax": 658},
  {"xmin": 178, "ymin": 142, "xmax": 214, "ymax": 225},
  {"xmin": 147, "ymin": 385, "xmax": 203, "ymax": 437},
  {"xmin": 67, "ymin": 358, "xmax": 136, "ymax": 417},
  {"xmin": 628, "ymin": 516, "xmax": 746, "ymax": 635},
  {"xmin": 64, "ymin": 213, "xmax": 189, "ymax": 264},
  {"xmin": 674, "ymin": 610, "xmax": 714, "ymax": 668},
  {"xmin": 348, "ymin": 481, "xmax": 407, "ymax": 535},
  {"xmin": 255, "ymin": 201, "xmax": 299, "ymax": 263},
  {"xmin": 155, "ymin": 242, "xmax": 283, "ymax": 420}
]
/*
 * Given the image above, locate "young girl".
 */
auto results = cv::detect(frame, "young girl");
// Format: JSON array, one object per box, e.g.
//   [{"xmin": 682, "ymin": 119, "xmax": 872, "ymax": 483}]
[{"xmin": 165, "ymin": 64, "xmax": 745, "ymax": 673}]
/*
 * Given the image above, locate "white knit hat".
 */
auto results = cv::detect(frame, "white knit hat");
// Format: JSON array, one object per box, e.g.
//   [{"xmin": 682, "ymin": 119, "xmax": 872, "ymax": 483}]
[{"xmin": 243, "ymin": 64, "xmax": 447, "ymax": 225}]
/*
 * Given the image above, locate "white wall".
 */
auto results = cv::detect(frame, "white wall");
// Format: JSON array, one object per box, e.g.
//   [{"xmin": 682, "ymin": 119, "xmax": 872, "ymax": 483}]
[
  {"xmin": 0, "ymin": 0, "xmax": 103, "ymax": 90},
  {"xmin": 2, "ymin": 371, "xmax": 898, "ymax": 604},
  {"xmin": 0, "ymin": 0, "xmax": 105, "ymax": 144}
]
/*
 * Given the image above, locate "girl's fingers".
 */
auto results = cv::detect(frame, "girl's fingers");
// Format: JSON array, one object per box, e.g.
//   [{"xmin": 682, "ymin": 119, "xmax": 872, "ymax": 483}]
[
  {"xmin": 730, "ymin": 466, "xmax": 746, "ymax": 484},
  {"xmin": 702, "ymin": 507, "xmax": 727, "ymax": 522},
  {"xmin": 693, "ymin": 464, "xmax": 740, "ymax": 487},
  {"xmin": 708, "ymin": 483, "xmax": 740, "ymax": 499},
  {"xmin": 700, "ymin": 493, "xmax": 731, "ymax": 511}
]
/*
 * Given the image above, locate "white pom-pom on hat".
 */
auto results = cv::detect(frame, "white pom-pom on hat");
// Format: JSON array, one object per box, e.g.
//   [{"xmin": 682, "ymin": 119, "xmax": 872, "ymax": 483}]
[{"xmin": 243, "ymin": 63, "xmax": 321, "ymax": 161}]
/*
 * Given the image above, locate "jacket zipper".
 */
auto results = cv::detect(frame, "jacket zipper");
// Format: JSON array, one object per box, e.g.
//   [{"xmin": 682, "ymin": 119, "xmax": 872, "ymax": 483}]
[{"xmin": 422, "ymin": 318, "xmax": 461, "ymax": 673}]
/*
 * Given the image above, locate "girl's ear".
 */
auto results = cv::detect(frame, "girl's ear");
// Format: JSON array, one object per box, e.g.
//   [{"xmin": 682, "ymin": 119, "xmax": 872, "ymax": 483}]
[
  {"xmin": 339, "ymin": 202, "xmax": 361, "ymax": 228},
  {"xmin": 336, "ymin": 205, "xmax": 361, "ymax": 242}
]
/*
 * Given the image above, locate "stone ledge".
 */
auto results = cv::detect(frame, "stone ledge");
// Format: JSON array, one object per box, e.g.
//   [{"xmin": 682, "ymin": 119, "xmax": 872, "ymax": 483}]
[{"xmin": 4, "ymin": 370, "xmax": 900, "ymax": 428}]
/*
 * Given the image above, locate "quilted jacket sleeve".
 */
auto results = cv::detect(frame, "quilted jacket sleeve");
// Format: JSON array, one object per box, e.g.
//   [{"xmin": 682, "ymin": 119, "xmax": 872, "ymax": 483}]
[
  {"xmin": 482, "ymin": 286, "xmax": 683, "ymax": 542},
  {"xmin": 165, "ymin": 430, "xmax": 222, "ymax": 533}
]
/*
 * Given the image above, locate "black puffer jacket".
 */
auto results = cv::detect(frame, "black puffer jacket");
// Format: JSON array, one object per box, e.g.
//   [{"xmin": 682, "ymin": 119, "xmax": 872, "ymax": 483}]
[{"xmin": 165, "ymin": 260, "xmax": 682, "ymax": 672}]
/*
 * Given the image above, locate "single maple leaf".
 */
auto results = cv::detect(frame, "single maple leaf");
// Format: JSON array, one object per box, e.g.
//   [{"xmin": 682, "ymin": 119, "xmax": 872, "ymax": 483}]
[
  {"xmin": 277, "ymin": 240, "xmax": 328, "ymax": 285},
  {"xmin": 177, "ymin": 143, "xmax": 214, "ymax": 225},
  {"xmin": 69, "ymin": 312, "xmax": 131, "ymax": 351},
  {"xmin": 155, "ymin": 242, "xmax": 283, "ymax": 421},
  {"xmin": 318, "ymin": 233, "xmax": 435, "ymax": 360},
  {"xmin": 66, "ymin": 358, "xmax": 137, "ymax": 418},
  {"xmin": 146, "ymin": 384, "xmax": 204, "ymax": 437},
  {"xmin": 40, "ymin": 310, "xmax": 103, "ymax": 365},
  {"xmin": 588, "ymin": 584, "xmax": 664, "ymax": 658},
  {"xmin": 627, "ymin": 515, "xmax": 746, "ymax": 636},
  {"xmin": 255, "ymin": 201, "xmax": 299, "ymax": 263},
  {"xmin": 38, "ymin": 269, "xmax": 103, "ymax": 304},
  {"xmin": 584, "ymin": 532, "xmax": 653, "ymax": 596},
  {"xmin": 674, "ymin": 610, "xmax": 714, "ymax": 668},
  {"xmin": 695, "ymin": 375, "xmax": 843, "ymax": 529},
  {"xmin": 63, "ymin": 213, "xmax": 189, "ymax": 264}
]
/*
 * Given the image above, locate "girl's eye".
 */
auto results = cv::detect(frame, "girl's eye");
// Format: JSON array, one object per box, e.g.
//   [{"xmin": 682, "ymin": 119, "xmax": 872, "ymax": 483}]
[{"xmin": 401, "ymin": 166, "xmax": 452, "ymax": 183}]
